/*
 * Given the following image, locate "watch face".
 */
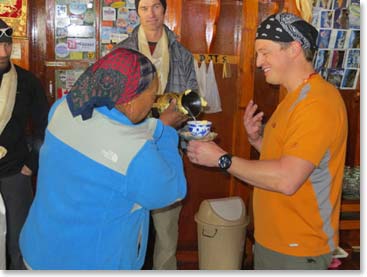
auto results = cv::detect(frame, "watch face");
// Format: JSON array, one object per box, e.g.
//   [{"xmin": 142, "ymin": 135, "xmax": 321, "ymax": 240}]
[{"xmin": 219, "ymin": 154, "xmax": 232, "ymax": 170}]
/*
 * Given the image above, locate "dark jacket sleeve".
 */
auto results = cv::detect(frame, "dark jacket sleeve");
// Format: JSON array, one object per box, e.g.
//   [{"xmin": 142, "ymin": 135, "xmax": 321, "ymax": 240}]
[{"xmin": 23, "ymin": 70, "xmax": 49, "ymax": 173}]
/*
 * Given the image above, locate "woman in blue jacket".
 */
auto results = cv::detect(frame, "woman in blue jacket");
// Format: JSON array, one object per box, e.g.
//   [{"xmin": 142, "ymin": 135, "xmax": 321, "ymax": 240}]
[{"xmin": 19, "ymin": 48, "xmax": 186, "ymax": 269}]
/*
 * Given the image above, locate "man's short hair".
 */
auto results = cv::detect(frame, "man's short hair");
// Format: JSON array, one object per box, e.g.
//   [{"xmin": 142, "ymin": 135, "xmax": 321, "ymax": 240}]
[
  {"xmin": 135, "ymin": 0, "xmax": 167, "ymax": 14},
  {"xmin": 278, "ymin": 42, "xmax": 317, "ymax": 62}
]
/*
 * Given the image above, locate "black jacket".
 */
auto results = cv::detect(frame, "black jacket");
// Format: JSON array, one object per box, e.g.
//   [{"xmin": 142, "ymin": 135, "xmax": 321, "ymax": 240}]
[{"xmin": 0, "ymin": 64, "xmax": 49, "ymax": 177}]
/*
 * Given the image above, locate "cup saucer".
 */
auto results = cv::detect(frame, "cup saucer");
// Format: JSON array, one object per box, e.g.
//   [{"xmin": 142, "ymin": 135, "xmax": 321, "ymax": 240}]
[{"xmin": 179, "ymin": 131, "xmax": 218, "ymax": 141}]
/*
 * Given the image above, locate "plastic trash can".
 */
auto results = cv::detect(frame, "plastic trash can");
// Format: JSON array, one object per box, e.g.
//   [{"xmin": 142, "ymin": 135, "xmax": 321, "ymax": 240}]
[{"xmin": 195, "ymin": 196, "xmax": 249, "ymax": 270}]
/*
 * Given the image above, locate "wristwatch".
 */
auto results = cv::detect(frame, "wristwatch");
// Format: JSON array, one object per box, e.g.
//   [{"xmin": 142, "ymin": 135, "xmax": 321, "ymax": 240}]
[{"xmin": 218, "ymin": 154, "xmax": 232, "ymax": 171}]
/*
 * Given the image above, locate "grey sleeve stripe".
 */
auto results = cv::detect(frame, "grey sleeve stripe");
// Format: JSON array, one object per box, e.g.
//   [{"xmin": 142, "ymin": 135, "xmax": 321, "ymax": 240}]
[
  {"xmin": 289, "ymin": 83, "xmax": 311, "ymax": 112},
  {"xmin": 310, "ymin": 150, "xmax": 336, "ymax": 251}
]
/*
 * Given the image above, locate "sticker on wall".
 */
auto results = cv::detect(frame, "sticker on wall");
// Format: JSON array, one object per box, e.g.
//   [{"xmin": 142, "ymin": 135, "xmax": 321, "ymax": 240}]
[
  {"xmin": 56, "ymin": 5, "xmax": 67, "ymax": 17},
  {"xmin": 69, "ymin": 3, "xmax": 87, "ymax": 15},
  {"xmin": 54, "ymin": 0, "xmax": 96, "ymax": 61},
  {"xmin": 84, "ymin": 9, "xmax": 95, "ymax": 24},
  {"xmin": 56, "ymin": 17, "xmax": 71, "ymax": 28},
  {"xmin": 56, "ymin": 27, "xmax": 68, "ymax": 38},
  {"xmin": 67, "ymin": 25, "xmax": 95, "ymax": 38},
  {"xmin": 111, "ymin": 1, "xmax": 125, "ymax": 9},
  {"xmin": 125, "ymin": 0, "xmax": 135, "ymax": 9},
  {"xmin": 103, "ymin": 7, "xmax": 116, "ymax": 21},
  {"xmin": 69, "ymin": 15, "xmax": 84, "ymax": 26},
  {"xmin": 55, "ymin": 43, "xmax": 70, "ymax": 58},
  {"xmin": 99, "ymin": 0, "xmax": 140, "ymax": 57},
  {"xmin": 67, "ymin": 38, "xmax": 96, "ymax": 52},
  {"xmin": 101, "ymin": 27, "xmax": 113, "ymax": 43}
]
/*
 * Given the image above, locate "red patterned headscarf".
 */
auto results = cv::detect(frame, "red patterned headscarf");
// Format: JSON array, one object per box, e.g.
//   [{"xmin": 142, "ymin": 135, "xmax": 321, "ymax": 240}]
[{"xmin": 66, "ymin": 47, "xmax": 156, "ymax": 120}]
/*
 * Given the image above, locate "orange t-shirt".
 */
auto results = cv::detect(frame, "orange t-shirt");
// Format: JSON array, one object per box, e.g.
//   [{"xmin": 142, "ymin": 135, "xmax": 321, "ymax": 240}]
[{"xmin": 254, "ymin": 74, "xmax": 348, "ymax": 257}]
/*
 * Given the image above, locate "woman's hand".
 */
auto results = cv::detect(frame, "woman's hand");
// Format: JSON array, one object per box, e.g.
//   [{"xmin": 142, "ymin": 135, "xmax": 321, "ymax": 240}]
[{"xmin": 159, "ymin": 99, "xmax": 188, "ymax": 129}]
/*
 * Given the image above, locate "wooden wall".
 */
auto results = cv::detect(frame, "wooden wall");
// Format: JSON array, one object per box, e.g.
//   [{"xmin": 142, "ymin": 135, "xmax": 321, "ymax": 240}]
[{"xmin": 178, "ymin": 0, "xmax": 244, "ymax": 252}]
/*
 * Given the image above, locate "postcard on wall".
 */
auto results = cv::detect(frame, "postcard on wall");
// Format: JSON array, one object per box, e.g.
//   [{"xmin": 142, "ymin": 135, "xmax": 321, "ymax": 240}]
[
  {"xmin": 333, "ymin": 8, "xmax": 350, "ymax": 29},
  {"xmin": 319, "ymin": 69, "xmax": 329, "ymax": 80},
  {"xmin": 344, "ymin": 49, "xmax": 360, "ymax": 69},
  {"xmin": 330, "ymin": 50, "xmax": 345, "ymax": 68},
  {"xmin": 317, "ymin": 29, "xmax": 332, "ymax": 49},
  {"xmin": 348, "ymin": 0, "xmax": 360, "ymax": 29},
  {"xmin": 329, "ymin": 29, "xmax": 347, "ymax": 49},
  {"xmin": 326, "ymin": 68, "xmax": 345, "ymax": 88},
  {"xmin": 340, "ymin": 69, "xmax": 359, "ymax": 89},
  {"xmin": 331, "ymin": 0, "xmax": 349, "ymax": 9},
  {"xmin": 314, "ymin": 49, "xmax": 332, "ymax": 71},
  {"xmin": 317, "ymin": 0, "xmax": 333, "ymax": 9},
  {"xmin": 346, "ymin": 30, "xmax": 360, "ymax": 48},
  {"xmin": 320, "ymin": 10, "xmax": 334, "ymax": 28},
  {"xmin": 331, "ymin": 0, "xmax": 339, "ymax": 9},
  {"xmin": 311, "ymin": 7, "xmax": 321, "ymax": 28}
]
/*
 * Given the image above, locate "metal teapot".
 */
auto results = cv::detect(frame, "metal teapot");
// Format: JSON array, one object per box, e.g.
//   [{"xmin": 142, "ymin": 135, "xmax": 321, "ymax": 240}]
[{"xmin": 153, "ymin": 89, "xmax": 207, "ymax": 118}]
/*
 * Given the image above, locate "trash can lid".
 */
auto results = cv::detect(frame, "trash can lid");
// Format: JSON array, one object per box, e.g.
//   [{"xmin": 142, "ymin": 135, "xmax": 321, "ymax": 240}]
[{"xmin": 195, "ymin": 197, "xmax": 247, "ymax": 226}]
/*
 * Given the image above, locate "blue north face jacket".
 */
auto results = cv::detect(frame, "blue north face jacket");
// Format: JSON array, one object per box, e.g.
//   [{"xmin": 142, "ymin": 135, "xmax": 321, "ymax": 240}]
[{"xmin": 19, "ymin": 97, "xmax": 187, "ymax": 269}]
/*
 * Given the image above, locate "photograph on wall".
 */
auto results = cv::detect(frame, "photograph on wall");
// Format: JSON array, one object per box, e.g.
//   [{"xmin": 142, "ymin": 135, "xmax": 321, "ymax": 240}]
[
  {"xmin": 344, "ymin": 49, "xmax": 360, "ymax": 69},
  {"xmin": 312, "ymin": 0, "xmax": 360, "ymax": 89},
  {"xmin": 340, "ymin": 69, "xmax": 359, "ymax": 89},
  {"xmin": 329, "ymin": 29, "xmax": 347, "ymax": 49},
  {"xmin": 317, "ymin": 29, "xmax": 332, "ymax": 48},
  {"xmin": 314, "ymin": 49, "xmax": 332, "ymax": 71},
  {"xmin": 333, "ymin": 8, "xmax": 350, "ymax": 29},
  {"xmin": 326, "ymin": 68, "xmax": 344, "ymax": 88},
  {"xmin": 330, "ymin": 50, "xmax": 345, "ymax": 68},
  {"xmin": 311, "ymin": 7, "xmax": 321, "ymax": 27},
  {"xmin": 320, "ymin": 10, "xmax": 334, "ymax": 28},
  {"xmin": 348, "ymin": 0, "xmax": 360, "ymax": 29},
  {"xmin": 331, "ymin": 0, "xmax": 349, "ymax": 9},
  {"xmin": 347, "ymin": 29, "xmax": 360, "ymax": 48},
  {"xmin": 317, "ymin": 0, "xmax": 333, "ymax": 9}
]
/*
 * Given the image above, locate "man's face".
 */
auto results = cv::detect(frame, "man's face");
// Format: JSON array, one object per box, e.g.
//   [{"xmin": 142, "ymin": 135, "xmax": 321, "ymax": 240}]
[
  {"xmin": 255, "ymin": 39, "xmax": 290, "ymax": 86},
  {"xmin": 138, "ymin": 0, "xmax": 165, "ymax": 33},
  {"xmin": 0, "ymin": 42, "xmax": 12, "ymax": 72}
]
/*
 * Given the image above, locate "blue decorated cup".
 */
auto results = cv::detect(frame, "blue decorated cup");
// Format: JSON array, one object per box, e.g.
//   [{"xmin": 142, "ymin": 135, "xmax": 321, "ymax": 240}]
[{"xmin": 187, "ymin": 120, "xmax": 212, "ymax": 138}]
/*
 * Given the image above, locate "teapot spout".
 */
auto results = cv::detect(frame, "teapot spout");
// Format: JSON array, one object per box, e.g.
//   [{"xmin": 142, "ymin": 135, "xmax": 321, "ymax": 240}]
[{"xmin": 181, "ymin": 90, "xmax": 207, "ymax": 118}]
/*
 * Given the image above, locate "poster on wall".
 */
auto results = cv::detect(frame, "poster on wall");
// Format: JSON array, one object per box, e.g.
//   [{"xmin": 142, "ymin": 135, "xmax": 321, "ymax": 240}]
[
  {"xmin": 54, "ymin": 0, "xmax": 96, "ymax": 60},
  {"xmin": 312, "ymin": 0, "xmax": 360, "ymax": 90},
  {"xmin": 0, "ymin": 0, "xmax": 28, "ymax": 37},
  {"xmin": 100, "ymin": 0, "xmax": 139, "ymax": 57}
]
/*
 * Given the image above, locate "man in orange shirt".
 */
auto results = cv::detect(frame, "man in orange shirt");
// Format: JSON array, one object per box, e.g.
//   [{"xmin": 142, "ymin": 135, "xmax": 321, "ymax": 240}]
[{"xmin": 187, "ymin": 13, "xmax": 348, "ymax": 270}]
